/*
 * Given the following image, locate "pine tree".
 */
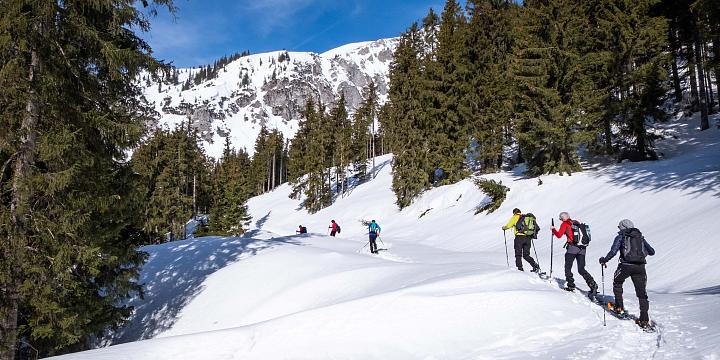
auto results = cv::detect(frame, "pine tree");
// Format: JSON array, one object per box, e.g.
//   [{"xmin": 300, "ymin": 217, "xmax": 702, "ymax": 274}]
[
  {"xmin": 464, "ymin": 0, "xmax": 517, "ymax": 172},
  {"xmin": 512, "ymin": 0, "xmax": 595, "ymax": 175},
  {"xmin": 352, "ymin": 82, "xmax": 380, "ymax": 181},
  {"xmin": 132, "ymin": 124, "xmax": 209, "ymax": 243},
  {"xmin": 330, "ymin": 94, "xmax": 352, "ymax": 196},
  {"xmin": 0, "ymin": 0, "xmax": 175, "ymax": 357},
  {"xmin": 385, "ymin": 23, "xmax": 433, "ymax": 208},
  {"xmin": 209, "ymin": 137, "xmax": 251, "ymax": 236},
  {"xmin": 426, "ymin": 0, "xmax": 469, "ymax": 184}
]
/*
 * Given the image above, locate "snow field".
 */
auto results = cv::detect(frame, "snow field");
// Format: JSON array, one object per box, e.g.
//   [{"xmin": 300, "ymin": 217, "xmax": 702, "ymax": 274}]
[{"xmin": 51, "ymin": 116, "xmax": 720, "ymax": 359}]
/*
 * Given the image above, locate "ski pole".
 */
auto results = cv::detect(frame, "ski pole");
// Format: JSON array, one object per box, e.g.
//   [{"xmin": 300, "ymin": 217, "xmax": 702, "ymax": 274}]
[
  {"xmin": 601, "ymin": 263, "xmax": 606, "ymax": 326},
  {"xmin": 359, "ymin": 242, "xmax": 369, "ymax": 252},
  {"xmin": 531, "ymin": 238, "xmax": 540, "ymax": 268},
  {"xmin": 503, "ymin": 230, "xmax": 509, "ymax": 268},
  {"xmin": 378, "ymin": 235, "xmax": 385, "ymax": 247},
  {"xmin": 550, "ymin": 218, "xmax": 555, "ymax": 278}
]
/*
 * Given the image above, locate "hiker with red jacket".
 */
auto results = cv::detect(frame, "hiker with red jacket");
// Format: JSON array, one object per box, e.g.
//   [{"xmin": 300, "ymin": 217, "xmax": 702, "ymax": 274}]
[
  {"xmin": 328, "ymin": 220, "xmax": 339, "ymax": 237},
  {"xmin": 552, "ymin": 212, "xmax": 598, "ymax": 296}
]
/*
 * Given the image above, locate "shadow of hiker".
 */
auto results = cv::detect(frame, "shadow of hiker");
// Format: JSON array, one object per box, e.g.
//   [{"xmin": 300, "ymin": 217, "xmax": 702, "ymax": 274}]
[{"xmin": 108, "ymin": 234, "xmax": 301, "ymax": 344}]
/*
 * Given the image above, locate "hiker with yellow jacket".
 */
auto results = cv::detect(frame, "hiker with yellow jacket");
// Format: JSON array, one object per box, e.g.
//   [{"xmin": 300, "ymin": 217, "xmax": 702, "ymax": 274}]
[{"xmin": 502, "ymin": 208, "xmax": 541, "ymax": 273}]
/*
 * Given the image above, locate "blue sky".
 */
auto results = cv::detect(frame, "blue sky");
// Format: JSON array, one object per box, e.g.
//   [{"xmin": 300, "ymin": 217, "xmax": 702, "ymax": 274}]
[{"xmin": 141, "ymin": 0, "xmax": 444, "ymax": 68}]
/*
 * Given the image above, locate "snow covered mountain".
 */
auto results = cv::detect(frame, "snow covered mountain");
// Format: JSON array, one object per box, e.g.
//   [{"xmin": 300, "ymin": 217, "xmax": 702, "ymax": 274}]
[
  {"xmin": 51, "ymin": 114, "xmax": 720, "ymax": 359},
  {"xmin": 142, "ymin": 38, "xmax": 397, "ymax": 158}
]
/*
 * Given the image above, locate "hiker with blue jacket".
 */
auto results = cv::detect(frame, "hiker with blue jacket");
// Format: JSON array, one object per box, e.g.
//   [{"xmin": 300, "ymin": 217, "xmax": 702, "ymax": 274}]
[
  {"xmin": 599, "ymin": 219, "xmax": 656, "ymax": 328},
  {"xmin": 502, "ymin": 208, "xmax": 541, "ymax": 273},
  {"xmin": 368, "ymin": 220, "xmax": 381, "ymax": 254}
]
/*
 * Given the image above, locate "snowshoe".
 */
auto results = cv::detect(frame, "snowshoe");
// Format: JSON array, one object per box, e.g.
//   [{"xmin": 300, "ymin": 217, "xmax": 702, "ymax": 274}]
[
  {"xmin": 636, "ymin": 319, "xmax": 657, "ymax": 333},
  {"xmin": 587, "ymin": 284, "xmax": 598, "ymax": 300},
  {"xmin": 563, "ymin": 286, "xmax": 575, "ymax": 292},
  {"xmin": 606, "ymin": 302, "xmax": 630, "ymax": 319}
]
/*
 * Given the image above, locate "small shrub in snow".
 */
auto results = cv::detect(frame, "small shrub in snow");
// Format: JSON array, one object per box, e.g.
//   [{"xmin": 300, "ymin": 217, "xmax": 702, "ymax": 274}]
[{"xmin": 474, "ymin": 179, "xmax": 509, "ymax": 215}]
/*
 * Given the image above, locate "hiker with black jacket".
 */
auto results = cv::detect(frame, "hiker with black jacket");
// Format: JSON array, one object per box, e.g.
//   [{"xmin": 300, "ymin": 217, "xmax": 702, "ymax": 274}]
[
  {"xmin": 502, "ymin": 208, "xmax": 541, "ymax": 273},
  {"xmin": 552, "ymin": 212, "xmax": 598, "ymax": 296},
  {"xmin": 599, "ymin": 219, "xmax": 656, "ymax": 328}
]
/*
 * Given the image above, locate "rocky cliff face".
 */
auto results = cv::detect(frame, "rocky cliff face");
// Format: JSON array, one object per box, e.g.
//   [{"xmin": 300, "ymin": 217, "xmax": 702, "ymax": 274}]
[{"xmin": 142, "ymin": 38, "xmax": 397, "ymax": 158}]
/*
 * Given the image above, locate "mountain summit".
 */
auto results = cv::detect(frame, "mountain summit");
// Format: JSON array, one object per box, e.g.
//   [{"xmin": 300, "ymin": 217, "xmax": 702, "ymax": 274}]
[{"xmin": 143, "ymin": 38, "xmax": 398, "ymax": 158}]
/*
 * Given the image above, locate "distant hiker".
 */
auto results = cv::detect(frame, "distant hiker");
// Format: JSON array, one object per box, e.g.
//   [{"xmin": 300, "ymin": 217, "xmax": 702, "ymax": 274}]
[
  {"xmin": 368, "ymin": 220, "xmax": 381, "ymax": 254},
  {"xmin": 296, "ymin": 225, "xmax": 307, "ymax": 234},
  {"xmin": 552, "ymin": 212, "xmax": 598, "ymax": 296},
  {"xmin": 599, "ymin": 219, "xmax": 656, "ymax": 328},
  {"xmin": 502, "ymin": 208, "xmax": 540, "ymax": 272},
  {"xmin": 328, "ymin": 220, "xmax": 339, "ymax": 237}
]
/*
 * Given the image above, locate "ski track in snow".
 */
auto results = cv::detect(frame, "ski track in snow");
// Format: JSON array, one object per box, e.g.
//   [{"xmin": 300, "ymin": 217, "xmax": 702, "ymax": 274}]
[{"xmin": 51, "ymin": 116, "xmax": 720, "ymax": 359}]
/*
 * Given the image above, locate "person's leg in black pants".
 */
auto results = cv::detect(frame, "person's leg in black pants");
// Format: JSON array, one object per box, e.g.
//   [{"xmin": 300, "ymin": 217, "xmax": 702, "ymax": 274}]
[
  {"xmin": 630, "ymin": 265, "xmax": 649, "ymax": 322},
  {"xmin": 576, "ymin": 254, "xmax": 597, "ymax": 289},
  {"xmin": 613, "ymin": 264, "xmax": 631, "ymax": 311},
  {"xmin": 514, "ymin": 236, "xmax": 525, "ymax": 270},
  {"xmin": 565, "ymin": 252, "xmax": 576, "ymax": 289},
  {"xmin": 521, "ymin": 236, "xmax": 538, "ymax": 270}
]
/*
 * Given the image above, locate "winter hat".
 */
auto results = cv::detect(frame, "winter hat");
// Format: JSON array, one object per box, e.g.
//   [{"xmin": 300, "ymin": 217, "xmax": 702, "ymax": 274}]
[
  {"xmin": 513, "ymin": 208, "xmax": 521, "ymax": 214},
  {"xmin": 618, "ymin": 219, "xmax": 634, "ymax": 230}
]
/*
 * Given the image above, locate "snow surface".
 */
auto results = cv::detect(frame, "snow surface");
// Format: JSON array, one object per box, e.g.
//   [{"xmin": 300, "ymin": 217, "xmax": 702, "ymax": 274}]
[{"xmin": 52, "ymin": 116, "xmax": 720, "ymax": 359}]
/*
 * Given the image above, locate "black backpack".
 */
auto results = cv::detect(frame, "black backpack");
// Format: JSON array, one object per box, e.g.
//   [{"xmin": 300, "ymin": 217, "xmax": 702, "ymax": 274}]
[
  {"xmin": 621, "ymin": 230, "xmax": 647, "ymax": 264},
  {"xmin": 516, "ymin": 213, "xmax": 539, "ymax": 238},
  {"xmin": 336, "ymin": 224, "xmax": 341, "ymax": 234},
  {"xmin": 570, "ymin": 220, "xmax": 591, "ymax": 247}
]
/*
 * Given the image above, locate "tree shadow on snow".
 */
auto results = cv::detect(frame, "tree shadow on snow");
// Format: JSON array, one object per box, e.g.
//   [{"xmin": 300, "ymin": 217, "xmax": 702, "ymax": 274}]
[
  {"xmin": 108, "ymin": 234, "xmax": 301, "ymax": 344},
  {"xmin": 597, "ymin": 123, "xmax": 720, "ymax": 198},
  {"xmin": 683, "ymin": 285, "xmax": 720, "ymax": 295}
]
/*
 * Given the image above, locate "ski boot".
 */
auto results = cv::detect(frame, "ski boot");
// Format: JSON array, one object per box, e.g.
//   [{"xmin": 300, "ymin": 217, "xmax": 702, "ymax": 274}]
[
  {"xmin": 588, "ymin": 283, "xmax": 598, "ymax": 300},
  {"xmin": 636, "ymin": 319, "xmax": 655, "ymax": 332}
]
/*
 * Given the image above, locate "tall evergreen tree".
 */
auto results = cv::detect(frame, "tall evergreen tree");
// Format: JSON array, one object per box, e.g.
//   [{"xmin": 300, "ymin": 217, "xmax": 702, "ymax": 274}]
[
  {"xmin": 385, "ymin": 23, "xmax": 433, "ymax": 208},
  {"xmin": 132, "ymin": 125, "xmax": 210, "ymax": 243},
  {"xmin": 0, "ymin": 0, "xmax": 174, "ymax": 358},
  {"xmin": 209, "ymin": 137, "xmax": 251, "ymax": 236},
  {"xmin": 425, "ymin": 0, "xmax": 470, "ymax": 183},
  {"xmin": 464, "ymin": 0, "xmax": 517, "ymax": 172},
  {"xmin": 512, "ymin": 0, "xmax": 596, "ymax": 175}
]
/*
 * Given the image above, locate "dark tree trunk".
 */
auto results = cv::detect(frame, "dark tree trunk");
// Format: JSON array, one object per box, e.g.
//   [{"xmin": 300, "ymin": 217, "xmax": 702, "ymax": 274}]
[
  {"xmin": 669, "ymin": 21, "xmax": 683, "ymax": 104},
  {"xmin": 703, "ymin": 42, "xmax": 715, "ymax": 114},
  {"xmin": 688, "ymin": 43, "xmax": 700, "ymax": 113},
  {"xmin": 2, "ymin": 46, "xmax": 42, "ymax": 360},
  {"xmin": 714, "ymin": 36, "xmax": 720, "ymax": 111},
  {"xmin": 604, "ymin": 115, "xmax": 613, "ymax": 154},
  {"xmin": 694, "ymin": 22, "xmax": 709, "ymax": 130}
]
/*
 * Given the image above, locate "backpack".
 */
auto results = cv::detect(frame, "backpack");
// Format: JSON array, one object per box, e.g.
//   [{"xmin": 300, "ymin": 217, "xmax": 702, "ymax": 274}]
[
  {"xmin": 516, "ymin": 213, "xmax": 539, "ymax": 238},
  {"xmin": 336, "ymin": 224, "xmax": 341, "ymax": 234},
  {"xmin": 621, "ymin": 230, "xmax": 647, "ymax": 264},
  {"xmin": 369, "ymin": 223, "xmax": 379, "ymax": 235},
  {"xmin": 570, "ymin": 220, "xmax": 591, "ymax": 247}
]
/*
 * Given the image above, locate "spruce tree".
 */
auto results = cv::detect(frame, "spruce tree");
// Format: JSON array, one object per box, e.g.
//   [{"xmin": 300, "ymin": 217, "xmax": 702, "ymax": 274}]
[
  {"xmin": 209, "ymin": 137, "xmax": 251, "ymax": 236},
  {"xmin": 385, "ymin": 23, "xmax": 433, "ymax": 208},
  {"xmin": 512, "ymin": 0, "xmax": 594, "ymax": 175},
  {"xmin": 0, "ymin": 0, "xmax": 175, "ymax": 358}
]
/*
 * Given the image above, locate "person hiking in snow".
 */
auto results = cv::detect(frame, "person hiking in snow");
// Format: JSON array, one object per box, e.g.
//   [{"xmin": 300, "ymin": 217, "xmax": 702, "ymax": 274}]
[
  {"xmin": 502, "ymin": 208, "xmax": 541, "ymax": 273},
  {"xmin": 328, "ymin": 220, "xmax": 339, "ymax": 237},
  {"xmin": 552, "ymin": 212, "xmax": 598, "ymax": 295},
  {"xmin": 296, "ymin": 225, "xmax": 307, "ymax": 234},
  {"xmin": 368, "ymin": 220, "xmax": 381, "ymax": 254},
  {"xmin": 599, "ymin": 219, "xmax": 656, "ymax": 328}
]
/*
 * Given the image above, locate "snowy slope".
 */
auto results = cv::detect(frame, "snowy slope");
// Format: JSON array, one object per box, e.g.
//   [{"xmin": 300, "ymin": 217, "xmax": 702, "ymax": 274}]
[
  {"xmin": 142, "ymin": 38, "xmax": 397, "ymax": 158},
  {"xmin": 52, "ymin": 116, "xmax": 720, "ymax": 359}
]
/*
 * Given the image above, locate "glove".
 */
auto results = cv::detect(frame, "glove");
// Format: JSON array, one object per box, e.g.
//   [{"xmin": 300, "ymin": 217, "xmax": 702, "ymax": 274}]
[{"xmin": 599, "ymin": 257, "xmax": 606, "ymax": 264}]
